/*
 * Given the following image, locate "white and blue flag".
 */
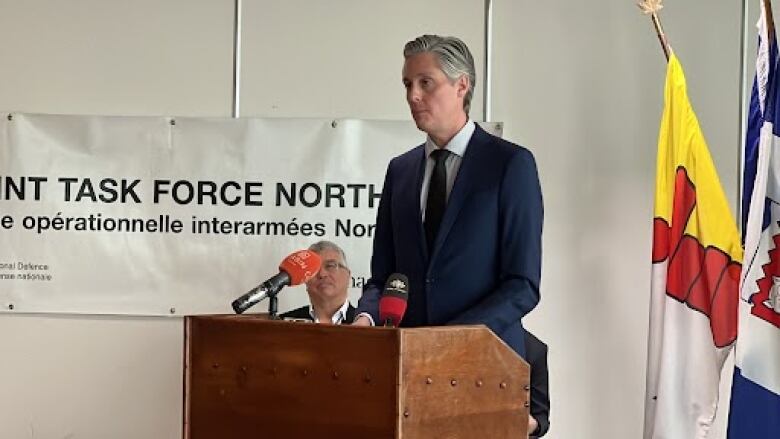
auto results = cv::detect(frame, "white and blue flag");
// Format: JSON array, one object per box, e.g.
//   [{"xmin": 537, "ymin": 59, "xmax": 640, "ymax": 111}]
[{"xmin": 729, "ymin": 4, "xmax": 780, "ymax": 437}]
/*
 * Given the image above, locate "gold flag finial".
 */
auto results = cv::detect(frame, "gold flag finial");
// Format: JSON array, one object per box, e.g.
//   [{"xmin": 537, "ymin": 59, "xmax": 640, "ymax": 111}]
[{"xmin": 637, "ymin": 0, "xmax": 663, "ymax": 15}]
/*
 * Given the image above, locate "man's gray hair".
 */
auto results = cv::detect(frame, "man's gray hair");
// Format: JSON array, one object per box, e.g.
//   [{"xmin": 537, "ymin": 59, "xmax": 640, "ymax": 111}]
[
  {"xmin": 308, "ymin": 240, "xmax": 348, "ymax": 268},
  {"xmin": 403, "ymin": 34, "xmax": 476, "ymax": 114}
]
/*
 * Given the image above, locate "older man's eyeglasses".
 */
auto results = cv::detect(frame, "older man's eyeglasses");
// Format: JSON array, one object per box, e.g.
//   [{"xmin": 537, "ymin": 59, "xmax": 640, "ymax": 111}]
[{"xmin": 321, "ymin": 260, "xmax": 348, "ymax": 273}]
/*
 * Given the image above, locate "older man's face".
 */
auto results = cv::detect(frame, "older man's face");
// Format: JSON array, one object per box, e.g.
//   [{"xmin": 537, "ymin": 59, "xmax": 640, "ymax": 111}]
[{"xmin": 305, "ymin": 249, "xmax": 350, "ymax": 302}]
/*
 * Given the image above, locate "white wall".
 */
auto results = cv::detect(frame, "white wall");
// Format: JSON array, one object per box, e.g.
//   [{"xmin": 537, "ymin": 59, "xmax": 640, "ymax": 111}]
[
  {"xmin": 0, "ymin": 0, "xmax": 235, "ymax": 117},
  {"xmin": 0, "ymin": 0, "xmax": 751, "ymax": 438},
  {"xmin": 0, "ymin": 314, "xmax": 183, "ymax": 439},
  {"xmin": 240, "ymin": 0, "xmax": 485, "ymax": 119}
]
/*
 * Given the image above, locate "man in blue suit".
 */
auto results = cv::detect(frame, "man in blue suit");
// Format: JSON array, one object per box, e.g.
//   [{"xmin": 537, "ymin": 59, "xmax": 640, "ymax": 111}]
[{"xmin": 354, "ymin": 34, "xmax": 543, "ymax": 359}]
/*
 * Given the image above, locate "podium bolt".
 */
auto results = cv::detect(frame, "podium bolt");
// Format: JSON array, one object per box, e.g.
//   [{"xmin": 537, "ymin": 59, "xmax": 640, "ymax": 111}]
[
  {"xmin": 450, "ymin": 379, "xmax": 458, "ymax": 387},
  {"xmin": 403, "ymin": 410, "xmax": 410, "ymax": 418},
  {"xmin": 499, "ymin": 382, "xmax": 507, "ymax": 389},
  {"xmin": 426, "ymin": 377, "xmax": 433, "ymax": 385},
  {"xmin": 332, "ymin": 371, "xmax": 340, "ymax": 380},
  {"xmin": 476, "ymin": 380, "xmax": 483, "ymax": 387}
]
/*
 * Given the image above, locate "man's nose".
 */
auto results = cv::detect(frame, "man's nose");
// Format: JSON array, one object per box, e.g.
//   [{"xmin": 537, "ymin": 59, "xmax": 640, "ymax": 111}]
[{"xmin": 408, "ymin": 86, "xmax": 421, "ymax": 103}]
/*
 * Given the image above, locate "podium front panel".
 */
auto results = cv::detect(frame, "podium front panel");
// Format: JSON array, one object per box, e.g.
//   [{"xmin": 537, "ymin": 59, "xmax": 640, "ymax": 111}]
[{"xmin": 185, "ymin": 316, "xmax": 400, "ymax": 438}]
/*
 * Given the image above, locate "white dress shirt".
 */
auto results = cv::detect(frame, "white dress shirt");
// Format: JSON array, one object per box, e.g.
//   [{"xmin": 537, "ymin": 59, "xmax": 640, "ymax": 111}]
[
  {"xmin": 310, "ymin": 299, "xmax": 351, "ymax": 324},
  {"xmin": 420, "ymin": 120, "xmax": 476, "ymax": 220}
]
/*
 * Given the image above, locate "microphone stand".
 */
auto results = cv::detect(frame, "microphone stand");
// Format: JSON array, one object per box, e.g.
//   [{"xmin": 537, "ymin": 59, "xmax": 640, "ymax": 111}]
[{"xmin": 268, "ymin": 292, "xmax": 280, "ymax": 320}]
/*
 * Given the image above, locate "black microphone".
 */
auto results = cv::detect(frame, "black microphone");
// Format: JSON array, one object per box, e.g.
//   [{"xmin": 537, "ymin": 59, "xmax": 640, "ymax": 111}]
[
  {"xmin": 379, "ymin": 273, "xmax": 409, "ymax": 327},
  {"xmin": 231, "ymin": 273, "xmax": 288, "ymax": 314},
  {"xmin": 231, "ymin": 250, "xmax": 322, "ymax": 314}
]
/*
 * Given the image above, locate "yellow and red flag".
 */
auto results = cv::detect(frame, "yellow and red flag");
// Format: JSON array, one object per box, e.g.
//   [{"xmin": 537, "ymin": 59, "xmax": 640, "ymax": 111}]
[{"xmin": 643, "ymin": 53, "xmax": 743, "ymax": 439}]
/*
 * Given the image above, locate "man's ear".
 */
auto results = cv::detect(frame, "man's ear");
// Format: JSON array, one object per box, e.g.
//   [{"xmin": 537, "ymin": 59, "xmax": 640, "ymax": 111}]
[{"xmin": 456, "ymin": 75, "xmax": 469, "ymax": 98}]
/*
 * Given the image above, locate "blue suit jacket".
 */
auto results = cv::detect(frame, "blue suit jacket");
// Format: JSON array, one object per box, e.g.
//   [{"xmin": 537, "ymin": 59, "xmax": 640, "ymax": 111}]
[{"xmin": 356, "ymin": 124, "xmax": 543, "ymax": 358}]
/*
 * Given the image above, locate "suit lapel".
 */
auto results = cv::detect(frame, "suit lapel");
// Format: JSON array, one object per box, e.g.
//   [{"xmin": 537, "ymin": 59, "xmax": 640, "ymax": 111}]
[
  {"xmin": 407, "ymin": 146, "xmax": 430, "ymax": 262},
  {"xmin": 429, "ymin": 125, "xmax": 490, "ymax": 262}
]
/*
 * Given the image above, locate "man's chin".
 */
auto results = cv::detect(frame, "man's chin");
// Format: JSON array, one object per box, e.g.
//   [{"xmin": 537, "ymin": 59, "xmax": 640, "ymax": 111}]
[
  {"xmin": 311, "ymin": 286, "xmax": 337, "ymax": 296},
  {"xmin": 413, "ymin": 118, "xmax": 432, "ymax": 133}
]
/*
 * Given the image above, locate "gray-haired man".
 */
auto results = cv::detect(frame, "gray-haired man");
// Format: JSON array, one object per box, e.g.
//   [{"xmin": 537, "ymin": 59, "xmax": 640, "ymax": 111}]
[{"xmin": 280, "ymin": 240, "xmax": 356, "ymax": 324}]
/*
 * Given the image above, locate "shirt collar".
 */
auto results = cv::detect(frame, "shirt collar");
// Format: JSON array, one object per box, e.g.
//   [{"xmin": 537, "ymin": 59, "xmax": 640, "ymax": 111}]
[
  {"xmin": 424, "ymin": 119, "xmax": 475, "ymax": 159},
  {"xmin": 309, "ymin": 300, "xmax": 351, "ymax": 324}
]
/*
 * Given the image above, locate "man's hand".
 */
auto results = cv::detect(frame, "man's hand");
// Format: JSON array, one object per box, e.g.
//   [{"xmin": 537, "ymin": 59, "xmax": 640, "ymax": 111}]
[
  {"xmin": 352, "ymin": 315, "xmax": 372, "ymax": 326},
  {"xmin": 528, "ymin": 414, "xmax": 538, "ymax": 436}
]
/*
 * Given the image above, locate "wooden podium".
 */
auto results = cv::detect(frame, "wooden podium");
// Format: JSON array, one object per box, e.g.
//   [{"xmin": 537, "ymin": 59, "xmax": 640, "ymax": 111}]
[{"xmin": 184, "ymin": 315, "xmax": 530, "ymax": 438}]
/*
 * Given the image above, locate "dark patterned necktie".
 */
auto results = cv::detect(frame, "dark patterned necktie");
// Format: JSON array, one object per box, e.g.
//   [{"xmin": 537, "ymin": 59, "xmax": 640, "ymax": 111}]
[{"xmin": 425, "ymin": 149, "xmax": 450, "ymax": 251}]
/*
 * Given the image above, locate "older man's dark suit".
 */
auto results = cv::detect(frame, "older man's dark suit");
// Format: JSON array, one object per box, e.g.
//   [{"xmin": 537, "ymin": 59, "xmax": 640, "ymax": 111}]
[{"xmin": 356, "ymin": 124, "xmax": 543, "ymax": 358}]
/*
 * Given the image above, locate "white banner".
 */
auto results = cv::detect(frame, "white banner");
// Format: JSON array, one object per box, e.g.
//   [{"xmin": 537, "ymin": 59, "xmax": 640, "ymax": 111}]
[{"xmin": 0, "ymin": 113, "xmax": 501, "ymax": 316}]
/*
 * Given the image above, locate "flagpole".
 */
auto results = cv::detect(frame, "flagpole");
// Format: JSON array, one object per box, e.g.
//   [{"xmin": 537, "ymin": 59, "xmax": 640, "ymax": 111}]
[
  {"xmin": 764, "ymin": 0, "xmax": 775, "ymax": 37},
  {"xmin": 639, "ymin": 0, "xmax": 671, "ymax": 61},
  {"xmin": 738, "ymin": 0, "xmax": 750, "ymax": 234},
  {"xmin": 650, "ymin": 13, "xmax": 671, "ymax": 61}
]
